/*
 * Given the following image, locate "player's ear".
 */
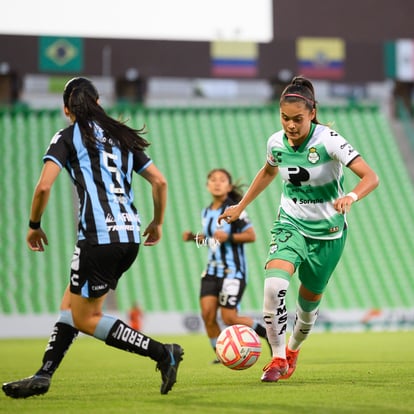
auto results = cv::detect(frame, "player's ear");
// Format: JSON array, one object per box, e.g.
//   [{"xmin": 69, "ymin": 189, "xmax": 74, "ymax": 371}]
[{"xmin": 63, "ymin": 106, "xmax": 76, "ymax": 122}]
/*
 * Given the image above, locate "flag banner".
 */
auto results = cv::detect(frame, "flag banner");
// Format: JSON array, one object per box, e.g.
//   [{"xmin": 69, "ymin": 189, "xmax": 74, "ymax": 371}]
[
  {"xmin": 384, "ymin": 39, "xmax": 414, "ymax": 81},
  {"xmin": 211, "ymin": 41, "xmax": 258, "ymax": 77},
  {"xmin": 39, "ymin": 36, "xmax": 83, "ymax": 72},
  {"xmin": 296, "ymin": 37, "xmax": 345, "ymax": 80}
]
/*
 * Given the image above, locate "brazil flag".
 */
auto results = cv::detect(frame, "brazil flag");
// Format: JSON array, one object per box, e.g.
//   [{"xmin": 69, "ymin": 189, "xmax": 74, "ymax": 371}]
[{"xmin": 39, "ymin": 36, "xmax": 83, "ymax": 72}]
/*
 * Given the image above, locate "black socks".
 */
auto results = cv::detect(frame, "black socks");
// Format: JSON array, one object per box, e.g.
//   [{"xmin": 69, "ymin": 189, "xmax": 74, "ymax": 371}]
[
  {"xmin": 104, "ymin": 320, "xmax": 168, "ymax": 362},
  {"xmin": 36, "ymin": 322, "xmax": 79, "ymax": 377}
]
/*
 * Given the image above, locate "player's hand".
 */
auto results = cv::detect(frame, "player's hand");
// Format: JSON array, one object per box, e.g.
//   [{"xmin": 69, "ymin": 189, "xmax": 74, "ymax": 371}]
[
  {"xmin": 182, "ymin": 231, "xmax": 195, "ymax": 241},
  {"xmin": 26, "ymin": 228, "xmax": 49, "ymax": 251},
  {"xmin": 218, "ymin": 204, "xmax": 242, "ymax": 224},
  {"xmin": 213, "ymin": 230, "xmax": 230, "ymax": 243},
  {"xmin": 142, "ymin": 221, "xmax": 162, "ymax": 246},
  {"xmin": 333, "ymin": 195, "xmax": 355, "ymax": 215}
]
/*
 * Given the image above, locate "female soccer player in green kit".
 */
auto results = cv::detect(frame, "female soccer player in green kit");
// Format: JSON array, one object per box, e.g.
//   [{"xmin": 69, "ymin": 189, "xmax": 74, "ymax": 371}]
[{"xmin": 219, "ymin": 76, "xmax": 379, "ymax": 382}]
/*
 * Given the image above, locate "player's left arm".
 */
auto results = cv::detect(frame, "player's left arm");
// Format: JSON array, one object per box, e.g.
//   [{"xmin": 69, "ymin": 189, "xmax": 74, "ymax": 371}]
[
  {"xmin": 139, "ymin": 163, "xmax": 167, "ymax": 246},
  {"xmin": 229, "ymin": 226, "xmax": 256, "ymax": 244},
  {"xmin": 334, "ymin": 156, "xmax": 379, "ymax": 214}
]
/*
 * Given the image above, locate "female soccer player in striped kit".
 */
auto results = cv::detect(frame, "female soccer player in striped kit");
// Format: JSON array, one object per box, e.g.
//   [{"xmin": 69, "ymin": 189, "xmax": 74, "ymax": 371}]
[
  {"xmin": 183, "ymin": 169, "xmax": 269, "ymax": 362},
  {"xmin": 3, "ymin": 77, "xmax": 183, "ymax": 398},
  {"xmin": 219, "ymin": 76, "xmax": 379, "ymax": 382}
]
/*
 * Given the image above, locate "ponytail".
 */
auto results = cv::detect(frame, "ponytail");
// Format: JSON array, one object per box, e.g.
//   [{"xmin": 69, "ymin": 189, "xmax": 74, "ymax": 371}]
[{"xmin": 63, "ymin": 77, "xmax": 149, "ymax": 151}]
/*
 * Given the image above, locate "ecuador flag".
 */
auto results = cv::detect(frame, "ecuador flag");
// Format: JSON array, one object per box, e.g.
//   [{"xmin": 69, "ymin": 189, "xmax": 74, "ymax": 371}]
[
  {"xmin": 211, "ymin": 41, "xmax": 258, "ymax": 78},
  {"xmin": 296, "ymin": 37, "xmax": 345, "ymax": 80}
]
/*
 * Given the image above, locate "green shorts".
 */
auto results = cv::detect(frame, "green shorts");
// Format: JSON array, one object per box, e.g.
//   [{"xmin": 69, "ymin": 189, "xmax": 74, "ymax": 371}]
[{"xmin": 266, "ymin": 221, "xmax": 347, "ymax": 294}]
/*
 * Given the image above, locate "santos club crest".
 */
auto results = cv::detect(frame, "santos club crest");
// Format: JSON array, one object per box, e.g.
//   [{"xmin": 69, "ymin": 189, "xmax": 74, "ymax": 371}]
[{"xmin": 307, "ymin": 147, "xmax": 320, "ymax": 164}]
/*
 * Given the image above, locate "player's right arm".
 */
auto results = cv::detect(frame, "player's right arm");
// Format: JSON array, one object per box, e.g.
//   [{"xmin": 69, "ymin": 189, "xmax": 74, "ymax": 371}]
[{"xmin": 218, "ymin": 162, "xmax": 278, "ymax": 224}]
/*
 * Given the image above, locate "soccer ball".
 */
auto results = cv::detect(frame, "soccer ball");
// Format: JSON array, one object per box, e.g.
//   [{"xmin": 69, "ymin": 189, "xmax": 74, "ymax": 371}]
[{"xmin": 215, "ymin": 324, "xmax": 262, "ymax": 370}]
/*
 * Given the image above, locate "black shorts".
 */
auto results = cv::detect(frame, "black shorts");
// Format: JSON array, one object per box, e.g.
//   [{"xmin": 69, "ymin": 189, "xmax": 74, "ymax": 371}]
[
  {"xmin": 70, "ymin": 240, "xmax": 139, "ymax": 298},
  {"xmin": 200, "ymin": 274, "xmax": 246, "ymax": 309}
]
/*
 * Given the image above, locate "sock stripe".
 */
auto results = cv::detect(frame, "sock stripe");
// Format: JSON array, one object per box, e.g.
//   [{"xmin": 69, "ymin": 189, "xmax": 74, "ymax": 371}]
[{"xmin": 265, "ymin": 268, "xmax": 291, "ymax": 281}]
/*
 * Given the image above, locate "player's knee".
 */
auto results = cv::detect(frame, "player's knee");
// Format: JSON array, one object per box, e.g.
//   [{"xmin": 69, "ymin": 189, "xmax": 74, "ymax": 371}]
[
  {"xmin": 201, "ymin": 309, "xmax": 216, "ymax": 326},
  {"xmin": 71, "ymin": 313, "xmax": 98, "ymax": 335},
  {"xmin": 221, "ymin": 315, "xmax": 234, "ymax": 326},
  {"xmin": 220, "ymin": 309, "xmax": 239, "ymax": 326},
  {"xmin": 71, "ymin": 314, "xmax": 84, "ymax": 332},
  {"xmin": 263, "ymin": 276, "xmax": 289, "ymax": 314}
]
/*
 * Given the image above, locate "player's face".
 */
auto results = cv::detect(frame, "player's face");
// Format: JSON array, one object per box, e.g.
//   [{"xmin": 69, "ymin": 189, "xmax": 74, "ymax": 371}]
[
  {"xmin": 280, "ymin": 101, "xmax": 315, "ymax": 145},
  {"xmin": 207, "ymin": 171, "xmax": 232, "ymax": 198}
]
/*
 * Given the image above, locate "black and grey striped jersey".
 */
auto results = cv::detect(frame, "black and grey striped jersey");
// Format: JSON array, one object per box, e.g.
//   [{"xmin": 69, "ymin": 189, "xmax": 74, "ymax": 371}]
[{"xmin": 43, "ymin": 122, "xmax": 152, "ymax": 245}]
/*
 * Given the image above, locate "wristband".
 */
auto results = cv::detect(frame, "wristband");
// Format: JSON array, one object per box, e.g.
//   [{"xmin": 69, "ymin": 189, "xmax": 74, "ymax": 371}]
[
  {"xmin": 228, "ymin": 233, "xmax": 234, "ymax": 243},
  {"xmin": 347, "ymin": 192, "xmax": 358, "ymax": 202},
  {"xmin": 29, "ymin": 220, "xmax": 41, "ymax": 230}
]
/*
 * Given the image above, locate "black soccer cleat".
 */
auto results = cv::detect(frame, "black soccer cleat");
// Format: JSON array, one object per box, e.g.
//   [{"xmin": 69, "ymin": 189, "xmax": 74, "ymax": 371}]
[
  {"xmin": 2, "ymin": 375, "xmax": 51, "ymax": 399},
  {"xmin": 156, "ymin": 343, "xmax": 184, "ymax": 395}
]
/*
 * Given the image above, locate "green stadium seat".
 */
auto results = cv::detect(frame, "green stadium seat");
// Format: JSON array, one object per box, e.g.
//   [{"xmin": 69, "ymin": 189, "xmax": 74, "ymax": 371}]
[{"xmin": 1, "ymin": 105, "xmax": 413, "ymax": 317}]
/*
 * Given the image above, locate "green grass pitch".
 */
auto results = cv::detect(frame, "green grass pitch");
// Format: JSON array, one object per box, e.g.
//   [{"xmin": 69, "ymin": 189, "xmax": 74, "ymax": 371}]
[{"xmin": 1, "ymin": 331, "xmax": 414, "ymax": 414}]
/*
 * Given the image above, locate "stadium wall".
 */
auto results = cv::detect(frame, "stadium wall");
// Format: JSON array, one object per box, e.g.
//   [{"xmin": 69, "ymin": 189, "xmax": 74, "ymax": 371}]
[{"xmin": 0, "ymin": 0, "xmax": 413, "ymax": 83}]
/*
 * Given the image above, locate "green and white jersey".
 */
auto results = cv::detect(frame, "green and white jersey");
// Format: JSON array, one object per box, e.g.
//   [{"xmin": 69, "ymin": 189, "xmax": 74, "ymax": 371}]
[{"xmin": 266, "ymin": 123, "xmax": 360, "ymax": 240}]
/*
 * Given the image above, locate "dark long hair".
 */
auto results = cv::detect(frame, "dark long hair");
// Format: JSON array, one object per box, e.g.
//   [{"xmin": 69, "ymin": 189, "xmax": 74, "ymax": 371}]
[
  {"xmin": 207, "ymin": 168, "xmax": 245, "ymax": 203},
  {"xmin": 280, "ymin": 76, "xmax": 321, "ymax": 124},
  {"xmin": 63, "ymin": 77, "xmax": 149, "ymax": 151}
]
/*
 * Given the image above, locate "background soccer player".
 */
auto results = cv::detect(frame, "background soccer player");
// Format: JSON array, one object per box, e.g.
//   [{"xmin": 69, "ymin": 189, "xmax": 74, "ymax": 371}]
[{"xmin": 183, "ymin": 168, "xmax": 269, "ymax": 362}]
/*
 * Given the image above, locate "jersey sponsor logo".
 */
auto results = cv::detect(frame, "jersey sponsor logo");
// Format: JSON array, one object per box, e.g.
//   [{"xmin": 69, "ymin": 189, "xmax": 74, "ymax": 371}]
[
  {"xmin": 70, "ymin": 246, "xmax": 80, "ymax": 287},
  {"xmin": 288, "ymin": 166, "xmax": 310, "ymax": 186},
  {"xmin": 106, "ymin": 224, "xmax": 136, "ymax": 232},
  {"xmin": 105, "ymin": 213, "xmax": 115, "ymax": 223},
  {"xmin": 267, "ymin": 153, "xmax": 277, "ymax": 165},
  {"xmin": 340, "ymin": 141, "xmax": 356, "ymax": 156},
  {"xmin": 291, "ymin": 198, "xmax": 324, "ymax": 205},
  {"xmin": 292, "ymin": 198, "xmax": 323, "ymax": 204},
  {"xmin": 118, "ymin": 212, "xmax": 139, "ymax": 223},
  {"xmin": 269, "ymin": 243, "xmax": 278, "ymax": 254},
  {"xmin": 115, "ymin": 195, "xmax": 128, "ymax": 204},
  {"xmin": 71, "ymin": 273, "xmax": 79, "ymax": 287},
  {"xmin": 96, "ymin": 133, "xmax": 116, "ymax": 147},
  {"xmin": 268, "ymin": 150, "xmax": 282, "ymax": 166},
  {"xmin": 105, "ymin": 212, "xmax": 139, "ymax": 230},
  {"xmin": 50, "ymin": 130, "xmax": 63, "ymax": 145},
  {"xmin": 91, "ymin": 283, "xmax": 108, "ymax": 291}
]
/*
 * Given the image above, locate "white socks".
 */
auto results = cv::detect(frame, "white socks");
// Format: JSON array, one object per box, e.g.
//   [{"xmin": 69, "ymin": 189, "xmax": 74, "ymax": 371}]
[
  {"xmin": 262, "ymin": 271, "xmax": 320, "ymax": 358},
  {"xmin": 263, "ymin": 274, "xmax": 290, "ymax": 358},
  {"xmin": 288, "ymin": 304, "xmax": 319, "ymax": 351}
]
